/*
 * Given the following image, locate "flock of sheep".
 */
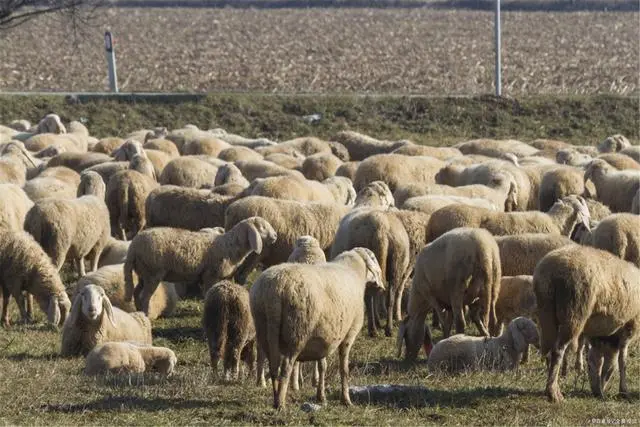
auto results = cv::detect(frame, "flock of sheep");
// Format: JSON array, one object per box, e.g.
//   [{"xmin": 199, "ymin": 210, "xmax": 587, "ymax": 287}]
[{"xmin": 0, "ymin": 114, "xmax": 639, "ymax": 410}]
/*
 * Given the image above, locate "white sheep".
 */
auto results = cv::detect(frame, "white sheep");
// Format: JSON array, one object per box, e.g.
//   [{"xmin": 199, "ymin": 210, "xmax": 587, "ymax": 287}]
[
  {"xmin": 584, "ymin": 159, "xmax": 640, "ymax": 212},
  {"xmin": 85, "ymin": 342, "xmax": 177, "ymax": 376},
  {"xmin": 250, "ymin": 247, "xmax": 384, "ymax": 408},
  {"xmin": 23, "ymin": 166, "xmax": 81, "ymax": 201},
  {"xmin": 61, "ymin": 284, "xmax": 152, "ymax": 357},
  {"xmin": 584, "ymin": 213, "xmax": 640, "ymax": 265},
  {"xmin": 427, "ymin": 317, "xmax": 539, "ymax": 373},
  {"xmin": 0, "ymin": 183, "xmax": 33, "ymax": 231},
  {"xmin": 353, "ymin": 154, "xmax": 445, "ymax": 192}
]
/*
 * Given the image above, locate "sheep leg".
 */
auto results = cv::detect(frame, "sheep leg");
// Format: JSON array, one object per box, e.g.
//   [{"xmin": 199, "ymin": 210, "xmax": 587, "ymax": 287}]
[
  {"xmin": 601, "ymin": 349, "xmax": 617, "ymax": 393},
  {"xmin": 374, "ymin": 290, "xmax": 384, "ymax": 329},
  {"xmin": 26, "ymin": 293, "xmax": 34, "ymax": 322},
  {"xmin": 15, "ymin": 292, "xmax": 30, "ymax": 324},
  {"xmin": 241, "ymin": 342, "xmax": 257, "ymax": 379},
  {"xmin": 275, "ymin": 355, "xmax": 296, "ymax": 410},
  {"xmin": 574, "ymin": 335, "xmax": 586, "ymax": 373},
  {"xmin": 431, "ymin": 308, "xmax": 440, "ymax": 329},
  {"xmin": 209, "ymin": 350, "xmax": 220, "ymax": 379},
  {"xmin": 316, "ymin": 358, "xmax": 327, "ymax": 403},
  {"xmin": 267, "ymin": 344, "xmax": 281, "ymax": 406},
  {"xmin": 90, "ymin": 248, "xmax": 102, "ymax": 273},
  {"xmin": 365, "ymin": 287, "xmax": 378, "ymax": 337},
  {"xmin": 468, "ymin": 301, "xmax": 490, "ymax": 337},
  {"xmin": 140, "ymin": 274, "xmax": 162, "ymax": 316},
  {"xmin": 1, "ymin": 287, "xmax": 11, "ymax": 327},
  {"xmin": 618, "ymin": 341, "xmax": 630, "ymax": 397},
  {"xmin": 588, "ymin": 345, "xmax": 605, "ymax": 397},
  {"xmin": 385, "ymin": 283, "xmax": 395, "ymax": 337},
  {"xmin": 546, "ymin": 329, "xmax": 572, "ymax": 403},
  {"xmin": 312, "ymin": 361, "xmax": 319, "ymax": 388},
  {"xmin": 338, "ymin": 342, "xmax": 353, "ymax": 406},
  {"xmin": 256, "ymin": 346, "xmax": 267, "ymax": 388},
  {"xmin": 521, "ymin": 344, "xmax": 529, "ymax": 364},
  {"xmin": 451, "ymin": 302, "xmax": 466, "ymax": 336},
  {"xmin": 78, "ymin": 257, "xmax": 86, "ymax": 278},
  {"xmin": 291, "ymin": 362, "xmax": 300, "ymax": 391}
]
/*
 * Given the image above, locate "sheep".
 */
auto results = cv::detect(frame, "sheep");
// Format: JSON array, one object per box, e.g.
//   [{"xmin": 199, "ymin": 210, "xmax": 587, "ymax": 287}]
[
  {"xmin": 145, "ymin": 186, "xmax": 240, "ymax": 231},
  {"xmin": 208, "ymin": 129, "xmax": 277, "ymax": 149},
  {"xmin": 8, "ymin": 119, "xmax": 32, "ymax": 132},
  {"xmin": 426, "ymin": 317, "xmax": 539, "ymax": 373},
  {"xmin": 584, "ymin": 198, "xmax": 612, "ymax": 221},
  {"xmin": 242, "ymin": 175, "xmax": 355, "ymax": 205},
  {"xmin": 233, "ymin": 159, "xmax": 304, "ymax": 181},
  {"xmin": 144, "ymin": 138, "xmax": 180, "ymax": 158},
  {"xmin": 391, "ymin": 144, "xmax": 462, "ymax": 160},
  {"xmin": 23, "ymin": 166, "xmax": 81, "ymax": 201},
  {"xmin": 435, "ymin": 160, "xmax": 532, "ymax": 210},
  {"xmin": 84, "ymin": 161, "xmax": 130, "ymax": 185},
  {"xmin": 533, "ymin": 245, "xmax": 640, "ymax": 402},
  {"xmin": 620, "ymin": 146, "xmax": 640, "ymax": 163},
  {"xmin": 250, "ymin": 247, "xmax": 384, "ymax": 408},
  {"xmin": 495, "ymin": 276, "xmax": 536, "ymax": 333},
  {"xmin": 256, "ymin": 137, "xmax": 345, "ymax": 160},
  {"xmin": 584, "ymin": 159, "xmax": 640, "ymax": 212},
  {"xmin": 224, "ymin": 197, "xmax": 350, "ymax": 283},
  {"xmin": 493, "ymin": 233, "xmax": 575, "ymax": 276},
  {"xmin": 394, "ymin": 175, "xmax": 517, "ymax": 211},
  {"xmin": 181, "ymin": 136, "xmax": 231, "ymax": 157},
  {"xmin": 24, "ymin": 171, "xmax": 110, "ymax": 277},
  {"xmin": 202, "ymin": 280, "xmax": 258, "ymax": 381},
  {"xmin": 331, "ymin": 131, "xmax": 409, "ymax": 161},
  {"xmin": 556, "ymin": 148, "xmax": 592, "ymax": 167},
  {"xmin": 539, "ymin": 166, "xmax": 595, "ymax": 212},
  {"xmin": 125, "ymin": 217, "xmax": 277, "ymax": 315},
  {"xmin": 218, "ymin": 146, "xmax": 263, "ymax": 163},
  {"xmin": 0, "ymin": 141, "xmax": 38, "ymax": 185},
  {"xmin": 47, "ymin": 152, "xmax": 112, "ymax": 173},
  {"xmin": 598, "ymin": 134, "xmax": 631, "ymax": 153},
  {"xmin": 454, "ymin": 139, "xmax": 540, "ymax": 159},
  {"xmin": 301, "ymin": 152, "xmax": 343, "ymax": 181},
  {"xmin": 584, "ymin": 213, "xmax": 640, "ymax": 265},
  {"xmin": 288, "ymin": 235, "xmax": 327, "ymax": 265},
  {"xmin": 111, "ymin": 140, "xmax": 170, "ymax": 178},
  {"xmin": 354, "ymin": 154, "xmax": 445, "ymax": 192},
  {"xmin": 159, "ymin": 156, "xmax": 225, "ymax": 188},
  {"xmin": 335, "ymin": 161, "xmax": 360, "ymax": 181},
  {"xmin": 598, "ymin": 153, "xmax": 640, "ymax": 171},
  {"xmin": 263, "ymin": 152, "xmax": 305, "ymax": 170},
  {"xmin": 85, "ymin": 342, "xmax": 177, "ymax": 376},
  {"xmin": 0, "ymin": 184, "xmax": 33, "ymax": 231},
  {"xmin": 75, "ymin": 264, "xmax": 177, "ymax": 320},
  {"xmin": 97, "ymin": 237, "xmax": 130, "ymax": 268},
  {"xmin": 105, "ymin": 156, "xmax": 159, "ymax": 240},
  {"xmin": 0, "ymin": 230, "xmax": 71, "ymax": 327},
  {"xmin": 401, "ymin": 195, "xmax": 499, "ymax": 215},
  {"xmin": 25, "ymin": 121, "xmax": 90, "ymax": 153},
  {"xmin": 60, "ymin": 284, "xmax": 152, "ymax": 357},
  {"xmin": 426, "ymin": 195, "xmax": 591, "ymax": 242},
  {"xmin": 213, "ymin": 163, "xmax": 250, "ymax": 188},
  {"xmin": 397, "ymin": 228, "xmax": 501, "ymax": 362},
  {"xmin": 92, "ymin": 137, "xmax": 125, "ymax": 154}
]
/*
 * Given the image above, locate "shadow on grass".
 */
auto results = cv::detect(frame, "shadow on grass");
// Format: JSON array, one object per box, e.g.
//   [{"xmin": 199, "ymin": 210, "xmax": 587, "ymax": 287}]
[
  {"xmin": 40, "ymin": 396, "xmax": 241, "ymax": 413},
  {"xmin": 348, "ymin": 384, "xmax": 539, "ymax": 409},
  {"xmin": 350, "ymin": 358, "xmax": 427, "ymax": 376},
  {"xmin": 153, "ymin": 326, "xmax": 204, "ymax": 342},
  {"xmin": 5, "ymin": 352, "xmax": 60, "ymax": 361}
]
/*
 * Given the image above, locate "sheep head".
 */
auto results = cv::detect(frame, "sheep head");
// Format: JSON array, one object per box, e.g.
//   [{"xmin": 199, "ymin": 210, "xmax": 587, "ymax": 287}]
[
  {"xmin": 69, "ymin": 285, "xmax": 116, "ymax": 327},
  {"xmin": 151, "ymin": 349, "xmax": 178, "ymax": 375},
  {"xmin": 355, "ymin": 181, "xmax": 394, "ymax": 208},
  {"xmin": 352, "ymin": 247, "xmax": 384, "ymax": 291},
  {"xmin": 113, "ymin": 139, "xmax": 145, "ymax": 161},
  {"xmin": 550, "ymin": 195, "xmax": 591, "ymax": 235},
  {"xmin": 294, "ymin": 235, "xmax": 321, "ymax": 251},
  {"xmin": 507, "ymin": 317, "xmax": 540, "ymax": 352},
  {"xmin": 48, "ymin": 293, "xmax": 71, "ymax": 327},
  {"xmin": 583, "ymin": 159, "xmax": 610, "ymax": 184},
  {"xmin": 130, "ymin": 154, "xmax": 156, "ymax": 181},
  {"xmin": 598, "ymin": 134, "xmax": 630, "ymax": 153},
  {"xmin": 214, "ymin": 163, "xmax": 247, "ymax": 187},
  {"xmin": 490, "ymin": 173, "xmax": 518, "ymax": 212},
  {"xmin": 237, "ymin": 216, "xmax": 277, "ymax": 255},
  {"xmin": 397, "ymin": 316, "xmax": 433, "ymax": 361},
  {"xmin": 435, "ymin": 164, "xmax": 463, "ymax": 186},
  {"xmin": 78, "ymin": 170, "xmax": 106, "ymax": 198},
  {"xmin": 36, "ymin": 114, "xmax": 66, "ymax": 134},
  {"xmin": 2, "ymin": 141, "xmax": 38, "ymax": 168},
  {"xmin": 327, "ymin": 141, "xmax": 350, "ymax": 162}
]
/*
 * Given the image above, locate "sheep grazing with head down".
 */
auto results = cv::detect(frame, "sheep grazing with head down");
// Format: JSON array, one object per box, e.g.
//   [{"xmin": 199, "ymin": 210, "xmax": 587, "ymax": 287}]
[
  {"xmin": 125, "ymin": 217, "xmax": 277, "ymax": 316},
  {"xmin": 398, "ymin": 228, "xmax": 501, "ymax": 362},
  {"xmin": 583, "ymin": 213, "xmax": 640, "ymax": 266},
  {"xmin": 85, "ymin": 342, "xmax": 177, "ymax": 376},
  {"xmin": 202, "ymin": 280, "xmax": 258, "ymax": 382},
  {"xmin": 0, "ymin": 230, "xmax": 71, "ymax": 327},
  {"xmin": 427, "ymin": 317, "xmax": 539, "ymax": 373},
  {"xmin": 534, "ymin": 245, "xmax": 640, "ymax": 402},
  {"xmin": 250, "ymin": 247, "xmax": 384, "ymax": 408},
  {"xmin": 61, "ymin": 284, "xmax": 152, "ymax": 357},
  {"xmin": 24, "ymin": 171, "xmax": 110, "ymax": 277}
]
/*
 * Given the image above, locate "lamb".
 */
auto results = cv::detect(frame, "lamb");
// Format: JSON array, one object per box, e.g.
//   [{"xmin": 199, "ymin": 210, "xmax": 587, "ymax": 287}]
[
  {"xmin": 181, "ymin": 136, "xmax": 231, "ymax": 157},
  {"xmin": 250, "ymin": 247, "xmax": 384, "ymax": 408},
  {"xmin": 60, "ymin": 284, "xmax": 152, "ymax": 357},
  {"xmin": 0, "ymin": 141, "xmax": 38, "ymax": 185},
  {"xmin": 85, "ymin": 342, "xmax": 177, "ymax": 376},
  {"xmin": 75, "ymin": 264, "xmax": 177, "ymax": 320},
  {"xmin": 401, "ymin": 195, "xmax": 499, "ymax": 215},
  {"xmin": 105, "ymin": 155, "xmax": 159, "ymax": 240},
  {"xmin": 426, "ymin": 317, "xmax": 539, "ymax": 373},
  {"xmin": 534, "ymin": 245, "xmax": 640, "ymax": 402},
  {"xmin": 394, "ymin": 175, "xmax": 517, "ymax": 211},
  {"xmin": 0, "ymin": 184, "xmax": 33, "ymax": 231},
  {"xmin": 224, "ymin": 197, "xmax": 350, "ymax": 283},
  {"xmin": 213, "ymin": 163, "xmax": 250, "ymax": 189},
  {"xmin": 0, "ymin": 230, "xmax": 71, "ymax": 327},
  {"xmin": 584, "ymin": 213, "xmax": 640, "ymax": 265},
  {"xmin": 598, "ymin": 134, "xmax": 631, "ymax": 153},
  {"xmin": 202, "ymin": 280, "xmax": 258, "ymax": 381},
  {"xmin": 23, "ymin": 166, "xmax": 81, "ymax": 201},
  {"xmin": 84, "ymin": 161, "xmax": 130, "ymax": 185},
  {"xmin": 24, "ymin": 171, "xmax": 110, "ymax": 277},
  {"xmin": 426, "ymin": 195, "xmax": 591, "ymax": 242},
  {"xmin": 556, "ymin": 149, "xmax": 593, "ymax": 167},
  {"xmin": 391, "ymin": 144, "xmax": 462, "ymax": 160},
  {"xmin": 208, "ymin": 129, "xmax": 277, "ymax": 149},
  {"xmin": 397, "ymin": 228, "xmax": 501, "ymax": 362},
  {"xmin": 301, "ymin": 152, "xmax": 343, "ymax": 181},
  {"xmin": 353, "ymin": 154, "xmax": 445, "ymax": 192},
  {"xmin": 331, "ymin": 130, "xmax": 409, "ymax": 161},
  {"xmin": 493, "ymin": 234, "xmax": 575, "ymax": 276},
  {"xmin": 159, "ymin": 156, "xmax": 225, "ymax": 188},
  {"xmin": 539, "ymin": 166, "xmax": 595, "ymax": 212},
  {"xmin": 124, "ymin": 217, "xmax": 277, "ymax": 315},
  {"xmin": 584, "ymin": 159, "xmax": 640, "ymax": 212}
]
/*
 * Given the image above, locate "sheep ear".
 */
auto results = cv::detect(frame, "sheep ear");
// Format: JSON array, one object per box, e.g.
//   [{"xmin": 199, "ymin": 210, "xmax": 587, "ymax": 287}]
[
  {"xmin": 67, "ymin": 292, "xmax": 83, "ymax": 326},
  {"xmin": 396, "ymin": 320, "xmax": 407, "ymax": 358},
  {"xmin": 247, "ymin": 224, "xmax": 263, "ymax": 254},
  {"xmin": 103, "ymin": 296, "xmax": 117, "ymax": 327},
  {"xmin": 509, "ymin": 321, "xmax": 526, "ymax": 351},
  {"xmin": 47, "ymin": 297, "xmax": 61, "ymax": 326}
]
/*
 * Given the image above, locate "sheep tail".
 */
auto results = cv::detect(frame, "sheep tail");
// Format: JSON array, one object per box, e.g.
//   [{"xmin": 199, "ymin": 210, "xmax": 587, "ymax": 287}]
[
  {"xmin": 118, "ymin": 183, "xmax": 130, "ymax": 238},
  {"xmin": 124, "ymin": 251, "xmax": 136, "ymax": 303}
]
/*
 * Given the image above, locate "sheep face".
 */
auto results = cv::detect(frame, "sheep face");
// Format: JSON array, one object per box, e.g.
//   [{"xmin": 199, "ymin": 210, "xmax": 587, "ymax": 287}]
[
  {"xmin": 78, "ymin": 171, "xmax": 106, "ymax": 198},
  {"xmin": 113, "ymin": 140, "xmax": 144, "ymax": 161},
  {"xmin": 583, "ymin": 159, "xmax": 610, "ymax": 184},
  {"xmin": 2, "ymin": 142, "xmax": 37, "ymax": 168},
  {"xmin": 69, "ymin": 285, "xmax": 116, "ymax": 326},
  {"xmin": 48, "ymin": 294, "xmax": 71, "ymax": 327},
  {"xmin": 240, "ymin": 217, "xmax": 277, "ymax": 255},
  {"xmin": 435, "ymin": 164, "xmax": 461, "ymax": 186},
  {"xmin": 508, "ymin": 317, "xmax": 540, "ymax": 351},
  {"xmin": 355, "ymin": 181, "xmax": 394, "ymax": 207},
  {"xmin": 550, "ymin": 195, "xmax": 591, "ymax": 231},
  {"xmin": 130, "ymin": 154, "xmax": 156, "ymax": 180},
  {"xmin": 152, "ymin": 351, "xmax": 178, "ymax": 375},
  {"xmin": 353, "ymin": 247, "xmax": 385, "ymax": 291}
]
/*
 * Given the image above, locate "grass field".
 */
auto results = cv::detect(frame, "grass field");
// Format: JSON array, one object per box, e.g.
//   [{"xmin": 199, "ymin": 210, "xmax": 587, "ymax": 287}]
[
  {"xmin": 0, "ymin": 8, "xmax": 637, "ymax": 95},
  {"xmin": 1, "ymin": 295, "xmax": 639, "ymax": 426}
]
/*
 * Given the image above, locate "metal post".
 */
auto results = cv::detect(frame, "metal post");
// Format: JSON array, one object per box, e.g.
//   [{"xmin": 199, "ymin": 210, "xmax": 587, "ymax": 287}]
[
  {"xmin": 104, "ymin": 31, "xmax": 119, "ymax": 93},
  {"xmin": 494, "ymin": 0, "xmax": 502, "ymax": 97}
]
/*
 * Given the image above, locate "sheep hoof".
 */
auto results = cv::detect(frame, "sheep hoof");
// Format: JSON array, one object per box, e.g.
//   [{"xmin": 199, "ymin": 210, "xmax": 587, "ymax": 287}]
[
  {"xmin": 384, "ymin": 327, "xmax": 393, "ymax": 338},
  {"xmin": 547, "ymin": 387, "xmax": 564, "ymax": 403}
]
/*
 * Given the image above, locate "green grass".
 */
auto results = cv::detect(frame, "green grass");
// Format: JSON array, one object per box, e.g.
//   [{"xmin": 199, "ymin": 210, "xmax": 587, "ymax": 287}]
[
  {"xmin": 1, "ymin": 94, "xmax": 638, "ymax": 146},
  {"xmin": 1, "ymin": 297, "xmax": 639, "ymax": 426}
]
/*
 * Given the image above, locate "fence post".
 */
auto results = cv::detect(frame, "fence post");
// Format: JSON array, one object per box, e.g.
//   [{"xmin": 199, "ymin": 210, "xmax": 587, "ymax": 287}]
[
  {"xmin": 494, "ymin": 0, "xmax": 502, "ymax": 97},
  {"xmin": 104, "ymin": 31, "xmax": 119, "ymax": 93}
]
